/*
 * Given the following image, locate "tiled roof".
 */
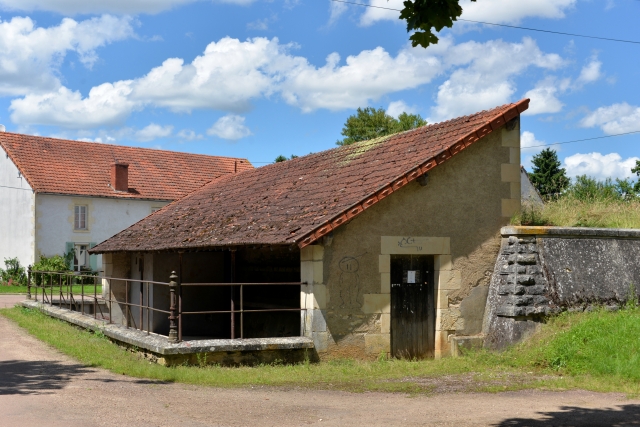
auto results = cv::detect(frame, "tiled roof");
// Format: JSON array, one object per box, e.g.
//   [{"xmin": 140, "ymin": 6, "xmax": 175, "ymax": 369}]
[
  {"xmin": 91, "ymin": 99, "xmax": 529, "ymax": 253},
  {"xmin": 0, "ymin": 132, "xmax": 252, "ymax": 200}
]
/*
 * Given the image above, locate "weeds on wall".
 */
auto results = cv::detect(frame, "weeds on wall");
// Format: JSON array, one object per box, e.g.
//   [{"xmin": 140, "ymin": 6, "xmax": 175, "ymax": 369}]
[{"xmin": 513, "ymin": 174, "xmax": 640, "ymax": 228}]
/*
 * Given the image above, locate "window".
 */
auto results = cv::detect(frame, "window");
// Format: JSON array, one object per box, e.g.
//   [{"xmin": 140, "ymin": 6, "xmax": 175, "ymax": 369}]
[
  {"xmin": 74, "ymin": 244, "xmax": 88, "ymax": 271},
  {"xmin": 74, "ymin": 205, "xmax": 87, "ymax": 230}
]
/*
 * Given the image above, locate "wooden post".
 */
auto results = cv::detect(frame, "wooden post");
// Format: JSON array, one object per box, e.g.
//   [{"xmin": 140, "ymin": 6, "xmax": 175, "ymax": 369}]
[{"xmin": 168, "ymin": 271, "xmax": 179, "ymax": 343}]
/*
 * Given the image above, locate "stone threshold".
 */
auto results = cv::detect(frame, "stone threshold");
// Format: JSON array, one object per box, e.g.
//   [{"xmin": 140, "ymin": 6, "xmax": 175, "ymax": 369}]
[
  {"xmin": 502, "ymin": 226, "xmax": 640, "ymax": 239},
  {"xmin": 21, "ymin": 300, "xmax": 314, "ymax": 356}
]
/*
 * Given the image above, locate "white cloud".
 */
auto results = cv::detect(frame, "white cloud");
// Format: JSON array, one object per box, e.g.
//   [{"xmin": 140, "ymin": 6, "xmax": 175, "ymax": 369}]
[
  {"xmin": 247, "ymin": 18, "xmax": 269, "ymax": 31},
  {"xmin": 521, "ymin": 131, "xmax": 545, "ymax": 153},
  {"xmin": 523, "ymin": 77, "xmax": 569, "ymax": 115},
  {"xmin": 563, "ymin": 152, "xmax": 639, "ymax": 180},
  {"xmin": 328, "ymin": 0, "xmax": 348, "ymax": 25},
  {"xmin": 135, "ymin": 123, "xmax": 173, "ymax": 141},
  {"xmin": 10, "ymin": 82, "xmax": 137, "ymax": 128},
  {"xmin": 207, "ymin": 115, "xmax": 252, "ymax": 140},
  {"xmin": 0, "ymin": 15, "xmax": 134, "ymax": 96},
  {"xmin": 580, "ymin": 103, "xmax": 640, "ymax": 134},
  {"xmin": 429, "ymin": 38, "xmax": 564, "ymax": 121},
  {"xmin": 9, "ymin": 36, "xmax": 566, "ymax": 128},
  {"xmin": 577, "ymin": 57, "xmax": 603, "ymax": 85},
  {"xmin": 360, "ymin": 0, "xmax": 576, "ymax": 26},
  {"xmin": 0, "ymin": 0, "xmax": 253, "ymax": 15},
  {"xmin": 281, "ymin": 47, "xmax": 442, "ymax": 112},
  {"xmin": 459, "ymin": 0, "xmax": 576, "ymax": 23},
  {"xmin": 387, "ymin": 100, "xmax": 417, "ymax": 118},
  {"xmin": 177, "ymin": 129, "xmax": 203, "ymax": 141}
]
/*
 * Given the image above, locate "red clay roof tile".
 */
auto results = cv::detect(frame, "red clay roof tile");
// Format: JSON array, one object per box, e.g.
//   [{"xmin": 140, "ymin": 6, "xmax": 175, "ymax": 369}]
[
  {"xmin": 91, "ymin": 99, "xmax": 528, "ymax": 253},
  {"xmin": 0, "ymin": 133, "xmax": 252, "ymax": 200}
]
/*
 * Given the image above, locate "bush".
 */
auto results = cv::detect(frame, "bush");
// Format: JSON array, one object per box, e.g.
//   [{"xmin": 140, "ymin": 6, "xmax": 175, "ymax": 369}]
[{"xmin": 0, "ymin": 258, "xmax": 27, "ymax": 286}]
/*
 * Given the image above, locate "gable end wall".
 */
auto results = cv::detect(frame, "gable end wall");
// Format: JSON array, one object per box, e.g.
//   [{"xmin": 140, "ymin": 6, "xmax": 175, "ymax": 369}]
[
  {"xmin": 0, "ymin": 145, "xmax": 35, "ymax": 268},
  {"xmin": 306, "ymin": 123, "xmax": 520, "ymax": 359}
]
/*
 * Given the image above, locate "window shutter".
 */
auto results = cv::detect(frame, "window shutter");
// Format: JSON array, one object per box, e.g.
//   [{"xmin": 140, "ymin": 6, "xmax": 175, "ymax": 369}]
[
  {"xmin": 89, "ymin": 243, "xmax": 97, "ymax": 272},
  {"xmin": 65, "ymin": 242, "xmax": 74, "ymax": 270}
]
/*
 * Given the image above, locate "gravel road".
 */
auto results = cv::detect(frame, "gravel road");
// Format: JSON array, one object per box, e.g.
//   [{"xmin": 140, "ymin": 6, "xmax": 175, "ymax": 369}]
[{"xmin": 1, "ymin": 296, "xmax": 639, "ymax": 426}]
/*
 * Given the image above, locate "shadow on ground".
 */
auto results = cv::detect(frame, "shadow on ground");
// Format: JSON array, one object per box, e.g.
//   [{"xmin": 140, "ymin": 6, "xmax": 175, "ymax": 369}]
[
  {"xmin": 0, "ymin": 360, "xmax": 93, "ymax": 395},
  {"xmin": 494, "ymin": 405, "xmax": 640, "ymax": 426},
  {"xmin": 0, "ymin": 360, "xmax": 167, "ymax": 395}
]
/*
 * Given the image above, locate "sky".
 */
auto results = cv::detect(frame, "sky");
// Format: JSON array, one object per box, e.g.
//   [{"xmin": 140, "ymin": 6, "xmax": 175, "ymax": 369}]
[{"xmin": 0, "ymin": 0, "xmax": 638, "ymax": 180}]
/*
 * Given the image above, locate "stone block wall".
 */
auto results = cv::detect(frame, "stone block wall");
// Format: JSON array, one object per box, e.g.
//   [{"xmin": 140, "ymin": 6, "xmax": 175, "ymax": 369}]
[{"xmin": 484, "ymin": 226, "xmax": 640, "ymax": 350}]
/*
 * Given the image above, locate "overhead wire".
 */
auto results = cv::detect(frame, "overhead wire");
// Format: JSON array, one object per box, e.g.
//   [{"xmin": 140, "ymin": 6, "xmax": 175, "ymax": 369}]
[
  {"xmin": 249, "ymin": 130, "xmax": 640, "ymax": 164},
  {"xmin": 330, "ymin": 0, "xmax": 640, "ymax": 45}
]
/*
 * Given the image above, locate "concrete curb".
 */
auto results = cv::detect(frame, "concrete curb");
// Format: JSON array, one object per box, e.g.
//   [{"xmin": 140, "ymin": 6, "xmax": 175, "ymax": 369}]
[
  {"xmin": 501, "ymin": 226, "xmax": 640, "ymax": 239},
  {"xmin": 21, "ymin": 300, "xmax": 314, "ymax": 356}
]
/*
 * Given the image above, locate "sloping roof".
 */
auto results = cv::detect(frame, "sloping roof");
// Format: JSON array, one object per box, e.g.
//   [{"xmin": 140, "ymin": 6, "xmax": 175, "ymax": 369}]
[
  {"xmin": 0, "ymin": 132, "xmax": 252, "ymax": 200},
  {"xmin": 91, "ymin": 99, "xmax": 530, "ymax": 253}
]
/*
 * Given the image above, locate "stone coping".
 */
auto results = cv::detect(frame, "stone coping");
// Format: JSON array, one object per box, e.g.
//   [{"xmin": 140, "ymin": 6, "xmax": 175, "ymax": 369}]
[
  {"xmin": 21, "ymin": 300, "xmax": 314, "ymax": 355},
  {"xmin": 501, "ymin": 226, "xmax": 640, "ymax": 239}
]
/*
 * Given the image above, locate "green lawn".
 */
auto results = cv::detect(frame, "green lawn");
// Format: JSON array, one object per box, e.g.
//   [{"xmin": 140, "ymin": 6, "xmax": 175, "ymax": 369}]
[
  {"xmin": 0, "ymin": 285, "xmax": 101, "ymax": 294},
  {"xmin": 2, "ymin": 306, "xmax": 640, "ymax": 395}
]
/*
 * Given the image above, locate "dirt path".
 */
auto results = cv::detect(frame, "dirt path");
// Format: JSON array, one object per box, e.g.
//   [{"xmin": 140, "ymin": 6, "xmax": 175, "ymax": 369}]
[{"xmin": 1, "ymin": 297, "xmax": 640, "ymax": 426}]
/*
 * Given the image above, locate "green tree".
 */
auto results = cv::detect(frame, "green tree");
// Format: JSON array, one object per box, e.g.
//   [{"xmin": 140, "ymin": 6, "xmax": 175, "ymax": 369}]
[
  {"xmin": 274, "ymin": 154, "xmax": 299, "ymax": 163},
  {"xmin": 529, "ymin": 148, "xmax": 570, "ymax": 198},
  {"xmin": 399, "ymin": 0, "xmax": 477, "ymax": 48},
  {"xmin": 336, "ymin": 107, "xmax": 427, "ymax": 146}
]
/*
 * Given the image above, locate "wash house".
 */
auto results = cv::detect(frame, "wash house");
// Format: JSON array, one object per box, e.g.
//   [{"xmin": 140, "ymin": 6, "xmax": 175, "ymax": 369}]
[{"xmin": 90, "ymin": 99, "xmax": 528, "ymax": 360}]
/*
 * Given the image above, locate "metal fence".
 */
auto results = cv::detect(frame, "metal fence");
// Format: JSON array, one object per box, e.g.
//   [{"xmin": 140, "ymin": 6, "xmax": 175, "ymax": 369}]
[{"xmin": 27, "ymin": 268, "xmax": 307, "ymax": 343}]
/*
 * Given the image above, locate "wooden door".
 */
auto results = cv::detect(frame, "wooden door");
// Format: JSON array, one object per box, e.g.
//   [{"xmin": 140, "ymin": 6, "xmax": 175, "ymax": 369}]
[{"xmin": 390, "ymin": 255, "xmax": 435, "ymax": 359}]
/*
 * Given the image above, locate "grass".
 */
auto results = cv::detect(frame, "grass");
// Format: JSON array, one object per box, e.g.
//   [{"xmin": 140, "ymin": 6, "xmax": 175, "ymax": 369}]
[
  {"xmin": 2, "ymin": 305, "xmax": 640, "ymax": 395},
  {"xmin": 513, "ymin": 198, "xmax": 640, "ymax": 229},
  {"xmin": 0, "ymin": 285, "xmax": 101, "ymax": 294}
]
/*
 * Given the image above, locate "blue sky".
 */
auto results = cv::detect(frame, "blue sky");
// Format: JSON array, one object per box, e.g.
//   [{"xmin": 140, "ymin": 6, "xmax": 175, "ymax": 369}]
[{"xmin": 0, "ymin": 0, "xmax": 638, "ymax": 178}]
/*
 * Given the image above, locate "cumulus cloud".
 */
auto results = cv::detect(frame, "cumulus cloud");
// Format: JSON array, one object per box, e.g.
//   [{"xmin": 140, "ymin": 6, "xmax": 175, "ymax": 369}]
[
  {"xmin": 387, "ymin": 100, "xmax": 417, "ymax": 118},
  {"xmin": 135, "ymin": 123, "xmax": 173, "ymax": 141},
  {"xmin": 563, "ymin": 152, "xmax": 639, "ymax": 180},
  {"xmin": 521, "ymin": 131, "xmax": 546, "ymax": 153},
  {"xmin": 577, "ymin": 57, "xmax": 603, "ymax": 85},
  {"xmin": 429, "ymin": 38, "xmax": 563, "ymax": 121},
  {"xmin": 360, "ymin": 0, "xmax": 576, "ymax": 26},
  {"xmin": 523, "ymin": 77, "xmax": 569, "ymax": 115},
  {"xmin": 328, "ymin": 0, "xmax": 348, "ymax": 25},
  {"xmin": 207, "ymin": 115, "xmax": 252, "ymax": 140},
  {"xmin": 580, "ymin": 103, "xmax": 640, "ymax": 134},
  {"xmin": 10, "ymin": 82, "xmax": 136, "ymax": 128},
  {"xmin": 9, "ymin": 36, "xmax": 565, "ymax": 129},
  {"xmin": 0, "ymin": 15, "xmax": 134, "ymax": 96},
  {"xmin": 177, "ymin": 129, "xmax": 203, "ymax": 141},
  {"xmin": 0, "ymin": 0, "xmax": 254, "ymax": 15},
  {"xmin": 523, "ymin": 56, "xmax": 602, "ymax": 116}
]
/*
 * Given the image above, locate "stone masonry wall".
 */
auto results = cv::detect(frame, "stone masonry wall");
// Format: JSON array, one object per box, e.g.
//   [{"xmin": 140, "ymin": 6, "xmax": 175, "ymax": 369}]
[{"xmin": 484, "ymin": 226, "xmax": 640, "ymax": 350}]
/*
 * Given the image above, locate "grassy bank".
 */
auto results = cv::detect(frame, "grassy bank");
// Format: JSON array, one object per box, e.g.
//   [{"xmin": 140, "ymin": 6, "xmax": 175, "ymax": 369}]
[
  {"xmin": 513, "ymin": 198, "xmax": 640, "ymax": 228},
  {"xmin": 2, "ymin": 306, "xmax": 640, "ymax": 395},
  {"xmin": 0, "ymin": 285, "xmax": 101, "ymax": 294}
]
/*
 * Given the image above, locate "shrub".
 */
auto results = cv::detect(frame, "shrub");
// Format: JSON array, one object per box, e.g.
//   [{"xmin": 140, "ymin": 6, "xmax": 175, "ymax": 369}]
[{"xmin": 0, "ymin": 258, "xmax": 27, "ymax": 286}]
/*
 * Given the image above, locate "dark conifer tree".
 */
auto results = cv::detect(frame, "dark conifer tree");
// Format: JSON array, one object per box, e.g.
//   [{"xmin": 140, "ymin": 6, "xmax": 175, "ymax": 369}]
[{"xmin": 529, "ymin": 148, "xmax": 570, "ymax": 197}]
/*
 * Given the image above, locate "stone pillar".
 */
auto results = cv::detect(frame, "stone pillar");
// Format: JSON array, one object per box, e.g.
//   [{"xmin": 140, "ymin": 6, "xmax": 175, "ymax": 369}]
[
  {"xmin": 500, "ymin": 122, "xmax": 521, "ymax": 219},
  {"xmin": 102, "ymin": 252, "xmax": 130, "ymax": 325},
  {"xmin": 300, "ymin": 245, "xmax": 328, "ymax": 352}
]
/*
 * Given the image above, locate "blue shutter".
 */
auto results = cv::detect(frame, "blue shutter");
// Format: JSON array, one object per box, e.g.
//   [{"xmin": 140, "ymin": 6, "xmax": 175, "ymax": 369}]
[
  {"xmin": 65, "ymin": 242, "xmax": 74, "ymax": 270},
  {"xmin": 89, "ymin": 243, "xmax": 97, "ymax": 272}
]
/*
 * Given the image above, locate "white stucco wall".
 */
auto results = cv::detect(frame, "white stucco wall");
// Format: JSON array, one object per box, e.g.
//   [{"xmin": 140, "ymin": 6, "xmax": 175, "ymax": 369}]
[
  {"xmin": 36, "ymin": 194, "xmax": 168, "ymax": 270},
  {"xmin": 0, "ymin": 146, "xmax": 36, "ymax": 268}
]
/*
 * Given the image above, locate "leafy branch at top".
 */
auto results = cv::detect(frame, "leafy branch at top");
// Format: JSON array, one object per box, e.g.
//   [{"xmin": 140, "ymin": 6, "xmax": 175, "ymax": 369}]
[{"xmin": 400, "ymin": 0, "xmax": 477, "ymax": 48}]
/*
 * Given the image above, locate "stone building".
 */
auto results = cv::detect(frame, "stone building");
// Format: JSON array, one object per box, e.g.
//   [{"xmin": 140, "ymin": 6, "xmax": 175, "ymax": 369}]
[
  {"xmin": 91, "ymin": 99, "xmax": 529, "ymax": 359},
  {"xmin": 0, "ymin": 132, "xmax": 252, "ymax": 271}
]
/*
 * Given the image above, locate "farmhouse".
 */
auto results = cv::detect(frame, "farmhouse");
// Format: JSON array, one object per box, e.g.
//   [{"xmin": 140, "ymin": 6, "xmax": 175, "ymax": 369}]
[
  {"xmin": 89, "ymin": 99, "xmax": 529, "ymax": 360},
  {"xmin": 0, "ymin": 132, "xmax": 252, "ymax": 271}
]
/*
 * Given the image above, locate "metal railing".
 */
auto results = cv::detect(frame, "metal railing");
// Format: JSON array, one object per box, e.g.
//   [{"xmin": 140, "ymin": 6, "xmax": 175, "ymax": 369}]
[{"xmin": 27, "ymin": 268, "xmax": 307, "ymax": 343}]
